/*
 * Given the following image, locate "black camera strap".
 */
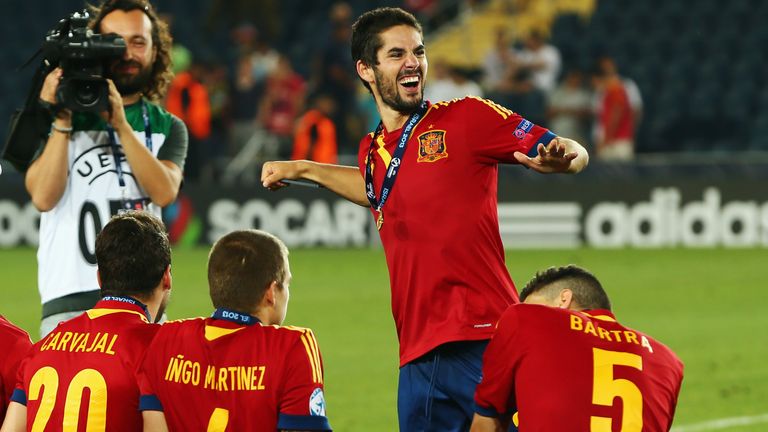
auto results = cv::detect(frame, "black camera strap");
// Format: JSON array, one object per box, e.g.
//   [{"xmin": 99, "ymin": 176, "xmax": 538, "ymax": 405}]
[{"xmin": 106, "ymin": 99, "xmax": 152, "ymax": 192}]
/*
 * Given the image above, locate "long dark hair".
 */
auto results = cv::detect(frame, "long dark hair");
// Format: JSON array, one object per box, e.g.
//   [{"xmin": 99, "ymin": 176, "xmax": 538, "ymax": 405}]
[{"xmin": 89, "ymin": 0, "xmax": 174, "ymax": 101}]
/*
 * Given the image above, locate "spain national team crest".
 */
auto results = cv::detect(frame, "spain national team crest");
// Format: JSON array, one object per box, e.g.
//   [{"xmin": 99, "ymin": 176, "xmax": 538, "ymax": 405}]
[{"xmin": 417, "ymin": 130, "xmax": 448, "ymax": 162}]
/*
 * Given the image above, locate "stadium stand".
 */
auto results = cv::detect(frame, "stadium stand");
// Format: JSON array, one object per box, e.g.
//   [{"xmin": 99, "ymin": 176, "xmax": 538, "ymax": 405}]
[
  {"xmin": 548, "ymin": 0, "xmax": 768, "ymax": 153},
  {"xmin": 3, "ymin": 0, "xmax": 768, "ymax": 170}
]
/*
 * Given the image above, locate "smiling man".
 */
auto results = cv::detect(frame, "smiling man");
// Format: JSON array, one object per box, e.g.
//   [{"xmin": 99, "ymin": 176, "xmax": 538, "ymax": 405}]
[
  {"xmin": 26, "ymin": 0, "xmax": 187, "ymax": 338},
  {"xmin": 261, "ymin": 7, "xmax": 589, "ymax": 431}
]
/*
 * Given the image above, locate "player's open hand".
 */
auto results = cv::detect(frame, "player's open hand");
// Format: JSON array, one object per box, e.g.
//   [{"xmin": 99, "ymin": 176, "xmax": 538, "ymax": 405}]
[
  {"xmin": 513, "ymin": 138, "xmax": 579, "ymax": 173},
  {"xmin": 261, "ymin": 161, "xmax": 303, "ymax": 190}
]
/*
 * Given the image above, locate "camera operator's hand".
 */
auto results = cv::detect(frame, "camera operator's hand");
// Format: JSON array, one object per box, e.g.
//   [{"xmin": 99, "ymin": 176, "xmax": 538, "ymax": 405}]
[
  {"xmin": 40, "ymin": 68, "xmax": 72, "ymax": 122},
  {"xmin": 101, "ymin": 79, "xmax": 129, "ymax": 132}
]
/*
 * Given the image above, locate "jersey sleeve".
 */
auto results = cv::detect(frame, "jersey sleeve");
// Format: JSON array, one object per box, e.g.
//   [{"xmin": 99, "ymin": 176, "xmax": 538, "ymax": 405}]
[
  {"xmin": 474, "ymin": 307, "xmax": 521, "ymax": 417},
  {"xmin": 276, "ymin": 329, "xmax": 332, "ymax": 431},
  {"xmin": 137, "ymin": 336, "xmax": 164, "ymax": 412},
  {"xmin": 463, "ymin": 96, "xmax": 556, "ymax": 164},
  {"xmin": 9, "ymin": 351, "xmax": 33, "ymax": 406},
  {"xmin": 1, "ymin": 332, "xmax": 32, "ymax": 411},
  {"xmin": 156, "ymin": 114, "xmax": 188, "ymax": 171}
]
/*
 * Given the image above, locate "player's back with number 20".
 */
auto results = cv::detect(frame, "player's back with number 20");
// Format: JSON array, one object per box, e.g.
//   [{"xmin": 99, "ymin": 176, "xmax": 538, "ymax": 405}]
[{"xmin": 1, "ymin": 211, "xmax": 171, "ymax": 432}]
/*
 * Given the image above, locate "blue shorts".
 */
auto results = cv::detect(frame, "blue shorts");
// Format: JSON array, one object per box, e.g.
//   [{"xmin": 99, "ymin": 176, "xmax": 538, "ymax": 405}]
[{"xmin": 397, "ymin": 340, "xmax": 487, "ymax": 432}]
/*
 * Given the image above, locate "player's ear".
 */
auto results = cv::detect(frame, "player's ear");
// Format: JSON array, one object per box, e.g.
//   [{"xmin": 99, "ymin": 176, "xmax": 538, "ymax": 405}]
[
  {"xmin": 558, "ymin": 289, "xmax": 574, "ymax": 309},
  {"xmin": 263, "ymin": 282, "xmax": 279, "ymax": 307},
  {"xmin": 162, "ymin": 265, "xmax": 172, "ymax": 292},
  {"xmin": 357, "ymin": 60, "xmax": 375, "ymax": 85}
]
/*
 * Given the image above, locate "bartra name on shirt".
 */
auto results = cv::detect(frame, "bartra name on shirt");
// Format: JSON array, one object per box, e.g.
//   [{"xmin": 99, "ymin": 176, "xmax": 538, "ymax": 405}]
[
  {"xmin": 164, "ymin": 354, "xmax": 267, "ymax": 391},
  {"xmin": 570, "ymin": 315, "xmax": 654, "ymax": 353}
]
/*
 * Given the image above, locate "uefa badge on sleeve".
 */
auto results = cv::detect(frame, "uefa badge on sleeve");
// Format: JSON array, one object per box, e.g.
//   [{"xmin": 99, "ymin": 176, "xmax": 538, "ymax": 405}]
[{"xmin": 309, "ymin": 387, "xmax": 326, "ymax": 416}]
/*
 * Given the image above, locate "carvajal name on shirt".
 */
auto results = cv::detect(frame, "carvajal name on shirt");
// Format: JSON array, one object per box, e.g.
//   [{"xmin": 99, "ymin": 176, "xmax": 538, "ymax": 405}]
[
  {"xmin": 164, "ymin": 354, "xmax": 267, "ymax": 391},
  {"xmin": 570, "ymin": 315, "xmax": 654, "ymax": 353},
  {"xmin": 39, "ymin": 331, "xmax": 118, "ymax": 355}
]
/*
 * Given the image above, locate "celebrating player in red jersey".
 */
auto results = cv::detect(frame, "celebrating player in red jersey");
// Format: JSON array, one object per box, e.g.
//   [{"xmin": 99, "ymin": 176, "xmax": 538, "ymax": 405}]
[
  {"xmin": 261, "ymin": 6, "xmax": 588, "ymax": 430},
  {"xmin": 472, "ymin": 265, "xmax": 684, "ymax": 431},
  {"xmin": 0, "ymin": 317, "xmax": 32, "ymax": 423},
  {"xmin": 0, "ymin": 211, "xmax": 171, "ymax": 432},
  {"xmin": 138, "ymin": 230, "xmax": 331, "ymax": 432}
]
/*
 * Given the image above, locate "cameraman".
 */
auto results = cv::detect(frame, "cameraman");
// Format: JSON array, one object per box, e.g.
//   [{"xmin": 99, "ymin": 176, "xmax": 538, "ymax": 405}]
[{"xmin": 27, "ymin": 0, "xmax": 188, "ymax": 337}]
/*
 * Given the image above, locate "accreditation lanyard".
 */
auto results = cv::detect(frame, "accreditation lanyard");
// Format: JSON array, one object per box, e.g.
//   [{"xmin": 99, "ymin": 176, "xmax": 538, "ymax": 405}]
[
  {"xmin": 364, "ymin": 101, "xmax": 427, "ymax": 230},
  {"xmin": 106, "ymin": 100, "xmax": 153, "ymax": 189},
  {"xmin": 212, "ymin": 308, "xmax": 260, "ymax": 326},
  {"xmin": 101, "ymin": 295, "xmax": 151, "ymax": 321}
]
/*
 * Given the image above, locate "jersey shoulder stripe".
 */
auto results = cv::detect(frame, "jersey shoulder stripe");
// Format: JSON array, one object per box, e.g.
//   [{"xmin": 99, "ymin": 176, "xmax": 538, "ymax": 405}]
[{"xmin": 283, "ymin": 326, "xmax": 323, "ymax": 384}]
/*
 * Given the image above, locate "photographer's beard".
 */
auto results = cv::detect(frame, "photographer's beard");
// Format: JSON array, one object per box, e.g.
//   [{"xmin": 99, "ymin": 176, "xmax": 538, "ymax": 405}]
[{"xmin": 109, "ymin": 59, "xmax": 153, "ymax": 97}]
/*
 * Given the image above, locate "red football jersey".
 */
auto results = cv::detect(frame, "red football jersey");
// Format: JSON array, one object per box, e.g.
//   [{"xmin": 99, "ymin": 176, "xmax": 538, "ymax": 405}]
[
  {"xmin": 357, "ymin": 97, "xmax": 557, "ymax": 366},
  {"xmin": 475, "ymin": 304, "xmax": 684, "ymax": 431},
  {"xmin": 138, "ymin": 312, "xmax": 331, "ymax": 431},
  {"xmin": 0, "ymin": 316, "xmax": 32, "ymax": 420},
  {"xmin": 12, "ymin": 299, "xmax": 159, "ymax": 431}
]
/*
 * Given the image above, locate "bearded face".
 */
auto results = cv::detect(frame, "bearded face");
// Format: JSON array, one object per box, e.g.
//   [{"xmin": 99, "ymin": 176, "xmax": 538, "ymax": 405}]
[
  {"xmin": 373, "ymin": 65, "xmax": 424, "ymax": 114},
  {"xmin": 108, "ymin": 59, "xmax": 153, "ymax": 95},
  {"xmin": 99, "ymin": 9, "xmax": 157, "ymax": 97},
  {"xmin": 367, "ymin": 25, "xmax": 428, "ymax": 115}
]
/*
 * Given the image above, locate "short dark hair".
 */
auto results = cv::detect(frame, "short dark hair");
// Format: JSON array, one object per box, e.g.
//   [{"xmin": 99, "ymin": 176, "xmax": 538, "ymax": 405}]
[
  {"xmin": 351, "ymin": 7, "xmax": 422, "ymax": 92},
  {"xmin": 519, "ymin": 265, "xmax": 611, "ymax": 311},
  {"xmin": 89, "ymin": 0, "xmax": 174, "ymax": 100},
  {"xmin": 96, "ymin": 210, "xmax": 170, "ymax": 298},
  {"xmin": 208, "ymin": 230, "xmax": 289, "ymax": 312}
]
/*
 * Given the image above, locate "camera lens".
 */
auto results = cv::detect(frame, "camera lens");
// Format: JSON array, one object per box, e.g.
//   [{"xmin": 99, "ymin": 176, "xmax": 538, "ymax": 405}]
[{"xmin": 75, "ymin": 82, "xmax": 99, "ymax": 108}]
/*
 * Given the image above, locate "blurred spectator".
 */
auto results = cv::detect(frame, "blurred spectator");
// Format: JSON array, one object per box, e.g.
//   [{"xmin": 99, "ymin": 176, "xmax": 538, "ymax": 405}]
[
  {"xmin": 513, "ymin": 30, "xmax": 561, "ymax": 94},
  {"xmin": 591, "ymin": 58, "xmax": 635, "ymax": 161},
  {"xmin": 258, "ymin": 55, "xmax": 307, "ymax": 159},
  {"xmin": 425, "ymin": 61, "xmax": 483, "ymax": 102},
  {"xmin": 597, "ymin": 57, "xmax": 643, "ymax": 127},
  {"xmin": 201, "ymin": 62, "xmax": 231, "ymax": 180},
  {"xmin": 313, "ymin": 4, "xmax": 358, "ymax": 154},
  {"xmin": 161, "ymin": 13, "xmax": 191, "ymax": 75},
  {"xmin": 404, "ymin": 0, "xmax": 439, "ymax": 30},
  {"xmin": 206, "ymin": 0, "xmax": 281, "ymax": 44},
  {"xmin": 229, "ymin": 54, "xmax": 264, "ymax": 159},
  {"xmin": 292, "ymin": 93, "xmax": 338, "ymax": 164},
  {"xmin": 547, "ymin": 69, "xmax": 592, "ymax": 146},
  {"xmin": 482, "ymin": 26, "xmax": 515, "ymax": 93},
  {"xmin": 166, "ymin": 61, "xmax": 212, "ymax": 180},
  {"xmin": 508, "ymin": 69, "xmax": 547, "ymax": 126},
  {"xmin": 490, "ymin": 69, "xmax": 547, "ymax": 127}
]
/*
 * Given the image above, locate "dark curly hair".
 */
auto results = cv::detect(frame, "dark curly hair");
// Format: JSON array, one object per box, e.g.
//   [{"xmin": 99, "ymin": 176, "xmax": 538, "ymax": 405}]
[{"xmin": 88, "ymin": 0, "xmax": 173, "ymax": 101}]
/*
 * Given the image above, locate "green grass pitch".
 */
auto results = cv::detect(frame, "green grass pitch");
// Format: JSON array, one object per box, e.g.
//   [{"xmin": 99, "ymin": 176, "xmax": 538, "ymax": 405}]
[{"xmin": 1, "ymin": 247, "xmax": 765, "ymax": 431}]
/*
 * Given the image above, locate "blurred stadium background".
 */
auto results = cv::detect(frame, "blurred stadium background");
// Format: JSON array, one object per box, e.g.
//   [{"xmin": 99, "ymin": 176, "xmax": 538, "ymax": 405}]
[{"xmin": 1, "ymin": 0, "xmax": 767, "ymax": 430}]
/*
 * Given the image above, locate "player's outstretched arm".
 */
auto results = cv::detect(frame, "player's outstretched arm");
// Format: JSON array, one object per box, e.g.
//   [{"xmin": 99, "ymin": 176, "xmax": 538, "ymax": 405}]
[
  {"xmin": 0, "ymin": 402, "xmax": 26, "ymax": 432},
  {"xmin": 142, "ymin": 410, "xmax": 169, "ymax": 432},
  {"xmin": 261, "ymin": 160, "xmax": 369, "ymax": 207},
  {"xmin": 469, "ymin": 413, "xmax": 509, "ymax": 432},
  {"xmin": 513, "ymin": 136, "xmax": 589, "ymax": 174}
]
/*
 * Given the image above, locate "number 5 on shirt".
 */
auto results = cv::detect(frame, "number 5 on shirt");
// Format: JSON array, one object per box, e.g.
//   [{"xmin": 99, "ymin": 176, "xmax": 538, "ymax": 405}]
[{"xmin": 591, "ymin": 348, "xmax": 643, "ymax": 432}]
